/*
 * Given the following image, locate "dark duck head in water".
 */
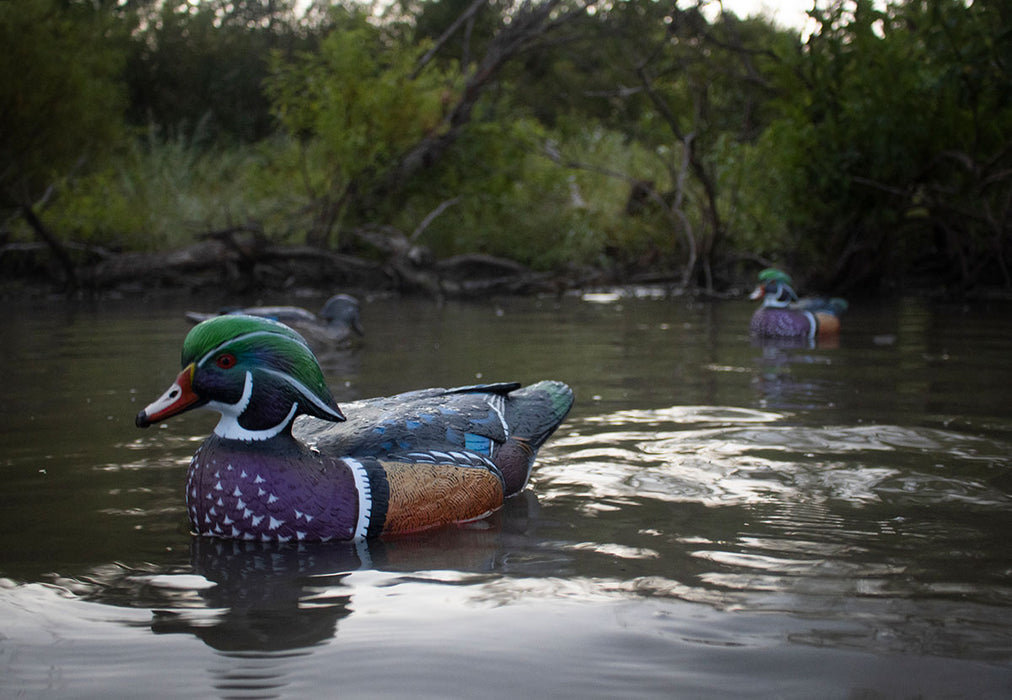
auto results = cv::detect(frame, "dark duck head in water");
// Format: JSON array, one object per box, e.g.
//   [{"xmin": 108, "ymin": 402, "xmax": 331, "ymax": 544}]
[{"xmin": 185, "ymin": 293, "xmax": 365, "ymax": 350}]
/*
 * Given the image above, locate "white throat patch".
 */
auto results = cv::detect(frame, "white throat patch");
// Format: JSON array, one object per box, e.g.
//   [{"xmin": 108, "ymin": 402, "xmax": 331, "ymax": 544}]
[{"xmin": 208, "ymin": 371, "xmax": 298, "ymax": 441}]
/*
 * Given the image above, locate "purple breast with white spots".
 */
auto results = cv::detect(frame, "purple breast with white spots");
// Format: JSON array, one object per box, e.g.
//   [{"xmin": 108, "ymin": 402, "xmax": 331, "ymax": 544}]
[
  {"xmin": 750, "ymin": 307, "xmax": 816, "ymax": 339},
  {"xmin": 185, "ymin": 436, "xmax": 362, "ymax": 542}
]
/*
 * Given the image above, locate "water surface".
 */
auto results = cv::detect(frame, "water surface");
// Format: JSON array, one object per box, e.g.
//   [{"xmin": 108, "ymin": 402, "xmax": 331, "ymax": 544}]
[{"xmin": 2, "ymin": 291, "xmax": 1011, "ymax": 697}]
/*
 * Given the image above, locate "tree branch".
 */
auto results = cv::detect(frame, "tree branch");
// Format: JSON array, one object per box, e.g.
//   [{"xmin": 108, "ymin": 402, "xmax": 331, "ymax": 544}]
[
  {"xmin": 411, "ymin": 196, "xmax": 461, "ymax": 241},
  {"xmin": 20, "ymin": 203, "xmax": 77, "ymax": 289},
  {"xmin": 412, "ymin": 0, "xmax": 490, "ymax": 79}
]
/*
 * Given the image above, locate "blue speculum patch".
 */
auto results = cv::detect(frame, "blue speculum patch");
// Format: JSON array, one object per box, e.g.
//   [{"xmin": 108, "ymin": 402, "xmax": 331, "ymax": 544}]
[{"xmin": 465, "ymin": 433, "xmax": 491, "ymax": 455}]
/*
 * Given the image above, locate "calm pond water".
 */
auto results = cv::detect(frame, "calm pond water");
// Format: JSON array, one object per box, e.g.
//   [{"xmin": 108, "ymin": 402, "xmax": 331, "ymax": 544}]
[{"xmin": 2, "ymin": 290, "xmax": 1011, "ymax": 698}]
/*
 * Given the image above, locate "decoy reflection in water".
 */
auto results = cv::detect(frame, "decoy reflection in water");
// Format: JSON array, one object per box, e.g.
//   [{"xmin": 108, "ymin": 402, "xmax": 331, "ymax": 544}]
[
  {"xmin": 135, "ymin": 315, "xmax": 574, "ymax": 543},
  {"xmin": 149, "ymin": 497, "xmax": 538, "ymax": 651},
  {"xmin": 186, "ymin": 293, "xmax": 365, "ymax": 349},
  {"xmin": 749, "ymin": 268, "xmax": 847, "ymax": 342}
]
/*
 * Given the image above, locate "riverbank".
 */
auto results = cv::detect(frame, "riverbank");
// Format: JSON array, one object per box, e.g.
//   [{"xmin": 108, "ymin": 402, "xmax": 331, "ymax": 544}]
[
  {"xmin": 0, "ymin": 227, "xmax": 679, "ymax": 303},
  {"xmin": 4, "ymin": 229, "xmax": 1011, "ymax": 303}
]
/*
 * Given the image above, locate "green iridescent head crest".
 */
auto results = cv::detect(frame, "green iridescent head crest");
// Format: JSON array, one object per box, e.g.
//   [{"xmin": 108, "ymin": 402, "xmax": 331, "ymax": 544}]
[
  {"xmin": 758, "ymin": 268, "xmax": 793, "ymax": 286},
  {"xmin": 182, "ymin": 314, "xmax": 309, "ymax": 365},
  {"xmin": 182, "ymin": 315, "xmax": 344, "ymax": 429}
]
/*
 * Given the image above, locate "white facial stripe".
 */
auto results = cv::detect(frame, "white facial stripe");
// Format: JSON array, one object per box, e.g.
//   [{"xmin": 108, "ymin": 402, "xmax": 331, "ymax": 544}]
[
  {"xmin": 194, "ymin": 331, "xmax": 340, "ymax": 421},
  {"xmin": 261, "ymin": 367, "xmax": 343, "ymax": 420},
  {"xmin": 205, "ymin": 371, "xmax": 295, "ymax": 441},
  {"xmin": 203, "ymin": 370, "xmax": 252, "ymax": 426},
  {"xmin": 233, "ymin": 370, "xmax": 253, "ymax": 413}
]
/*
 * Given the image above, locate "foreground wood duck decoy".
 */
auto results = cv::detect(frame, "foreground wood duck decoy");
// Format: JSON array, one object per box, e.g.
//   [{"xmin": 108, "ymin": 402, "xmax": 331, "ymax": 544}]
[
  {"xmin": 185, "ymin": 294, "xmax": 364, "ymax": 348},
  {"xmin": 136, "ymin": 315, "xmax": 574, "ymax": 542},
  {"xmin": 749, "ymin": 268, "xmax": 848, "ymax": 340}
]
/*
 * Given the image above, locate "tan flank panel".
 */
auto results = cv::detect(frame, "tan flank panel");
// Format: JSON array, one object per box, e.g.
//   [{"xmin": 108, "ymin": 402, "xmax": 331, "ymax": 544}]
[
  {"xmin": 382, "ymin": 462, "xmax": 504, "ymax": 534},
  {"xmin": 815, "ymin": 312, "xmax": 841, "ymax": 337}
]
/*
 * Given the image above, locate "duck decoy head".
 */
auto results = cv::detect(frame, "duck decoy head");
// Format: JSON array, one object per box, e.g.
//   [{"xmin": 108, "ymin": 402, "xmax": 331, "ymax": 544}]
[
  {"xmin": 319, "ymin": 294, "xmax": 364, "ymax": 336},
  {"xmin": 750, "ymin": 268, "xmax": 799, "ymax": 306},
  {"xmin": 136, "ymin": 315, "xmax": 345, "ymax": 441}
]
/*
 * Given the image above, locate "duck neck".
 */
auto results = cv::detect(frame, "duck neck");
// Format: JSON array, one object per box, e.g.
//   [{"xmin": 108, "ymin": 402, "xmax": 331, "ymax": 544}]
[
  {"xmin": 764, "ymin": 282, "xmax": 797, "ymax": 308},
  {"xmin": 205, "ymin": 427, "xmax": 306, "ymax": 457},
  {"xmin": 207, "ymin": 370, "xmax": 301, "ymax": 441},
  {"xmin": 212, "ymin": 407, "xmax": 298, "ymax": 442}
]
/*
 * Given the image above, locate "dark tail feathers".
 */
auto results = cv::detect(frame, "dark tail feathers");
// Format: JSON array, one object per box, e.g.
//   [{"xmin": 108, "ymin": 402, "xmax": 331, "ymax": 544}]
[{"xmin": 506, "ymin": 380, "xmax": 574, "ymax": 448}]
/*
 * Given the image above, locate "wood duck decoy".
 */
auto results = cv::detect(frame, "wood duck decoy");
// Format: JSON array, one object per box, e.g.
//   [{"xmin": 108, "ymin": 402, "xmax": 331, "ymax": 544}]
[
  {"xmin": 749, "ymin": 268, "xmax": 848, "ymax": 340},
  {"xmin": 186, "ymin": 294, "xmax": 364, "ymax": 348},
  {"xmin": 136, "ymin": 315, "xmax": 574, "ymax": 542}
]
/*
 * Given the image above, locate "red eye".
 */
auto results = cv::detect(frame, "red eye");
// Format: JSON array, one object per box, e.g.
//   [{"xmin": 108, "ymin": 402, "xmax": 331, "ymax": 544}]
[{"xmin": 216, "ymin": 353, "xmax": 237, "ymax": 369}]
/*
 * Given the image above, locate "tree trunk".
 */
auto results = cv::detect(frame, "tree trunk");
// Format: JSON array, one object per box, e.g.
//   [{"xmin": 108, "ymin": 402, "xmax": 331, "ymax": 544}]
[{"xmin": 21, "ymin": 203, "xmax": 77, "ymax": 289}]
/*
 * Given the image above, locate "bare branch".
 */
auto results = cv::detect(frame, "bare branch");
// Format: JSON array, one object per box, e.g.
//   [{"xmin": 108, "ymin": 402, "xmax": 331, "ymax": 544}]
[
  {"xmin": 412, "ymin": 0, "xmax": 489, "ymax": 79},
  {"xmin": 411, "ymin": 197, "xmax": 461, "ymax": 241}
]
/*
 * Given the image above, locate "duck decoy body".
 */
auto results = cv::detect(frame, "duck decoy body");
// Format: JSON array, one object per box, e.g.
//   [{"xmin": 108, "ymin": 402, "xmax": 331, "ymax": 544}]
[
  {"xmin": 186, "ymin": 294, "xmax": 364, "ymax": 348},
  {"xmin": 749, "ymin": 268, "xmax": 847, "ymax": 340},
  {"xmin": 136, "ymin": 315, "xmax": 573, "ymax": 542}
]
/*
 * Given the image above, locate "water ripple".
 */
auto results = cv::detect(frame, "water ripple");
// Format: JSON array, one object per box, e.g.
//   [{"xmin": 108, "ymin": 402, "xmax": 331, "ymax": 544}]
[
  {"xmin": 548, "ymin": 409, "xmax": 1012, "ymax": 509},
  {"xmin": 538, "ymin": 405, "xmax": 1012, "ymax": 621}
]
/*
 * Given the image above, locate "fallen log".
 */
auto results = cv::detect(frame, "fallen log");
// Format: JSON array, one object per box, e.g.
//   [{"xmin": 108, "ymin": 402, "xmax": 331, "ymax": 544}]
[
  {"xmin": 80, "ymin": 233, "xmax": 390, "ymax": 293},
  {"xmin": 53, "ymin": 226, "xmax": 567, "ymax": 299}
]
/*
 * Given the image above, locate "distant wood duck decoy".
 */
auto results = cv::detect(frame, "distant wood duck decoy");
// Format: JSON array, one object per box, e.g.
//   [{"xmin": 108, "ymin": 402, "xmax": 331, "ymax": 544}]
[
  {"xmin": 186, "ymin": 294, "xmax": 364, "ymax": 348},
  {"xmin": 749, "ymin": 268, "xmax": 848, "ymax": 340},
  {"xmin": 136, "ymin": 315, "xmax": 574, "ymax": 542}
]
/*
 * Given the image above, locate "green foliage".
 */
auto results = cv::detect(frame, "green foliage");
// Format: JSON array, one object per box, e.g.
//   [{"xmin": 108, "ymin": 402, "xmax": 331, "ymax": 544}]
[
  {"xmin": 410, "ymin": 0, "xmax": 504, "ymax": 62},
  {"xmin": 395, "ymin": 117, "xmax": 593, "ymax": 268},
  {"xmin": 38, "ymin": 132, "xmax": 306, "ymax": 251},
  {"xmin": 0, "ymin": 0, "xmax": 127, "ymax": 205},
  {"xmin": 719, "ymin": 119, "xmax": 806, "ymax": 261},
  {"xmin": 740, "ymin": 0, "xmax": 1012, "ymax": 291},
  {"xmin": 4, "ymin": 0, "xmax": 1009, "ymax": 295},
  {"xmin": 124, "ymin": 0, "xmax": 308, "ymax": 142},
  {"xmin": 390, "ymin": 118, "xmax": 671, "ymax": 270},
  {"xmin": 506, "ymin": 1, "xmax": 803, "ymax": 286},
  {"xmin": 265, "ymin": 8, "xmax": 458, "ymax": 245}
]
